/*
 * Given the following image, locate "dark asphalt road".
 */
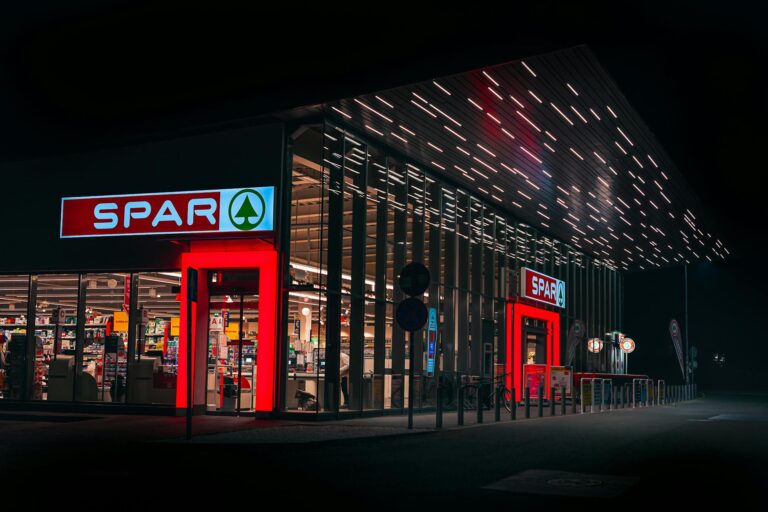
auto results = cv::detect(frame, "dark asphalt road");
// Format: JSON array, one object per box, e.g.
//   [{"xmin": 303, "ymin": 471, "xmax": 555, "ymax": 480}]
[{"xmin": 2, "ymin": 392, "xmax": 766, "ymax": 510}]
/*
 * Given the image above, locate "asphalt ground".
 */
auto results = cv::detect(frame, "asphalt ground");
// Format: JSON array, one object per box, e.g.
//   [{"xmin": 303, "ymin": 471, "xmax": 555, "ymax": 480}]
[{"xmin": 1, "ymin": 392, "xmax": 765, "ymax": 510}]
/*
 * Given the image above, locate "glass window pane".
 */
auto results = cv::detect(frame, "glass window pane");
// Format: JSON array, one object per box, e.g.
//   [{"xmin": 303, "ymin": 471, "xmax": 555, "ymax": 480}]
[
  {"xmin": 0, "ymin": 275, "xmax": 29, "ymax": 400},
  {"xmin": 35, "ymin": 274, "xmax": 80, "ymax": 401},
  {"xmin": 137, "ymin": 272, "xmax": 180, "ymax": 405}
]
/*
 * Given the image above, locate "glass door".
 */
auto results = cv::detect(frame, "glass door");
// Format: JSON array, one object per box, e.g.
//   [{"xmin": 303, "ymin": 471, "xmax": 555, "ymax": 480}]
[{"xmin": 205, "ymin": 290, "xmax": 259, "ymax": 413}]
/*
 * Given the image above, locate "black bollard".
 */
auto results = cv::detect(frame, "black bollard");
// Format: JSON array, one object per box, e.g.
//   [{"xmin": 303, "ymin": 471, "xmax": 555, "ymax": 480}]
[
  {"xmin": 494, "ymin": 384, "xmax": 501, "ymax": 422},
  {"xmin": 477, "ymin": 385, "xmax": 483, "ymax": 424},
  {"xmin": 458, "ymin": 385, "xmax": 465, "ymax": 426},
  {"xmin": 525, "ymin": 387, "xmax": 531, "ymax": 418},
  {"xmin": 511, "ymin": 388, "xmax": 517, "ymax": 421},
  {"xmin": 538, "ymin": 386, "xmax": 544, "ymax": 417},
  {"xmin": 551, "ymin": 387, "xmax": 556, "ymax": 416}
]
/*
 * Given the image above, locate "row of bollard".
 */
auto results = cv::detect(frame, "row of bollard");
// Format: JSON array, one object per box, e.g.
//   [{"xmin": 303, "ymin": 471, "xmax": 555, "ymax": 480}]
[{"xmin": 455, "ymin": 380, "xmax": 698, "ymax": 427}]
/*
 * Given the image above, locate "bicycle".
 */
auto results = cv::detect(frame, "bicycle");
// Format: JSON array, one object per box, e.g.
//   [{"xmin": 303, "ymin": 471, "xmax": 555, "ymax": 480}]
[{"xmin": 487, "ymin": 372, "xmax": 514, "ymax": 412}]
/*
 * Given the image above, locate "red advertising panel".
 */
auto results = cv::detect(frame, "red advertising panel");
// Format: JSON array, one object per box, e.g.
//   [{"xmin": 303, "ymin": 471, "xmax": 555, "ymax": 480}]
[
  {"xmin": 60, "ymin": 186, "xmax": 275, "ymax": 238},
  {"xmin": 520, "ymin": 267, "xmax": 566, "ymax": 308}
]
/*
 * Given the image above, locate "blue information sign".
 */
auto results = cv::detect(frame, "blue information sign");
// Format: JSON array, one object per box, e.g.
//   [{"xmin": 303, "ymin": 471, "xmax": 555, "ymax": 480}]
[{"xmin": 426, "ymin": 307, "xmax": 438, "ymax": 377}]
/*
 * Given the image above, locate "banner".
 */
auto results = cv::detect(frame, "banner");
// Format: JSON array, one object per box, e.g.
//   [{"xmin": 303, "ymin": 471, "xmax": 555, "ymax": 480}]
[{"xmin": 669, "ymin": 319, "xmax": 685, "ymax": 379}]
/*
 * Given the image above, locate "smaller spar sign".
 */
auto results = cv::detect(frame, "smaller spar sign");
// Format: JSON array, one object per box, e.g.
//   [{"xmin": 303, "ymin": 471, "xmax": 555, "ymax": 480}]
[
  {"xmin": 520, "ymin": 267, "xmax": 566, "ymax": 308},
  {"xmin": 60, "ymin": 186, "xmax": 274, "ymax": 238}
]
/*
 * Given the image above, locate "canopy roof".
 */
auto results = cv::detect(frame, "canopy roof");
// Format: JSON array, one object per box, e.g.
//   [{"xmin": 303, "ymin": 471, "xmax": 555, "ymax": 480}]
[{"xmin": 321, "ymin": 45, "xmax": 727, "ymax": 270}]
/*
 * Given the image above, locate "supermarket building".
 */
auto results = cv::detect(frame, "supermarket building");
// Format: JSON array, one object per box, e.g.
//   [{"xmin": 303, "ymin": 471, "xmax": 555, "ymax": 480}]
[{"xmin": 0, "ymin": 46, "xmax": 727, "ymax": 417}]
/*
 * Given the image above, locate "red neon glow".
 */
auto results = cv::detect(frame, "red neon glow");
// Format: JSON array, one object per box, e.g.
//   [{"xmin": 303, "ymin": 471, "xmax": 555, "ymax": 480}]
[
  {"xmin": 177, "ymin": 246, "xmax": 278, "ymax": 412},
  {"xmin": 506, "ymin": 301, "xmax": 561, "ymax": 402}
]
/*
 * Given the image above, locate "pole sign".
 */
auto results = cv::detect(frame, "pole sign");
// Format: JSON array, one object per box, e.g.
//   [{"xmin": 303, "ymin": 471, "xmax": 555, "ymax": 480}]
[
  {"xmin": 520, "ymin": 267, "xmax": 566, "ymax": 308},
  {"xmin": 395, "ymin": 298, "xmax": 428, "ymax": 332},
  {"xmin": 426, "ymin": 307, "xmax": 438, "ymax": 377},
  {"xmin": 669, "ymin": 319, "xmax": 685, "ymax": 379},
  {"xmin": 60, "ymin": 186, "xmax": 275, "ymax": 238}
]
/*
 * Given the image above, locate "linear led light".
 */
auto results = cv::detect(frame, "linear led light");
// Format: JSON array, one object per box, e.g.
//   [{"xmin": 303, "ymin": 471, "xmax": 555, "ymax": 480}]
[
  {"xmin": 433, "ymin": 81, "xmax": 451, "ymax": 95},
  {"xmin": 410, "ymin": 99, "xmax": 437, "ymax": 118},
  {"xmin": 364, "ymin": 124, "xmax": 384, "ymax": 136},
  {"xmin": 473, "ymin": 156, "xmax": 499, "ymax": 173},
  {"xmin": 494, "ymin": 128, "xmax": 515, "ymax": 143},
  {"xmin": 528, "ymin": 90, "xmax": 543, "ymax": 103},
  {"xmin": 355, "ymin": 99, "xmax": 393, "ymax": 123},
  {"xmin": 521, "ymin": 61, "xmax": 537, "ymax": 77},
  {"xmin": 569, "ymin": 147, "xmax": 584, "ymax": 160},
  {"xmin": 331, "ymin": 106, "xmax": 352, "ymax": 119},
  {"xmin": 444, "ymin": 125, "xmax": 466, "ymax": 141},
  {"xmin": 375, "ymin": 95, "xmax": 395, "ymax": 109},
  {"xmin": 486, "ymin": 112, "xmax": 501, "ymax": 124},
  {"xmin": 515, "ymin": 110, "xmax": 541, "ymax": 132},
  {"xmin": 482, "ymin": 70, "xmax": 500, "ymax": 86},
  {"xmin": 467, "ymin": 98, "xmax": 484, "ymax": 110},
  {"xmin": 520, "ymin": 146, "xmax": 543, "ymax": 164},
  {"xmin": 477, "ymin": 144, "xmax": 496, "ymax": 158},
  {"xmin": 488, "ymin": 87, "xmax": 504, "ymax": 101},
  {"xmin": 571, "ymin": 106, "xmax": 588, "ymax": 123},
  {"xmin": 617, "ymin": 126, "xmax": 634, "ymax": 146},
  {"xmin": 509, "ymin": 95, "xmax": 525, "ymax": 109},
  {"xmin": 390, "ymin": 132, "xmax": 408, "ymax": 144},
  {"xmin": 550, "ymin": 102, "xmax": 574, "ymax": 126}
]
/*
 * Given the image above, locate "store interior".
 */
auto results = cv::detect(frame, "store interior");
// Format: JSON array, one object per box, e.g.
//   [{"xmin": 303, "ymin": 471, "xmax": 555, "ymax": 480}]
[{"xmin": 0, "ymin": 272, "xmax": 181, "ymax": 403}]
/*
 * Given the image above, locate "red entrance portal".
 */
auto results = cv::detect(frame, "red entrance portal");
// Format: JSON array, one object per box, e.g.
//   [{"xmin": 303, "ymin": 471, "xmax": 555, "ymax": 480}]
[
  {"xmin": 177, "ymin": 240, "xmax": 278, "ymax": 412},
  {"xmin": 505, "ymin": 301, "xmax": 561, "ymax": 402}
]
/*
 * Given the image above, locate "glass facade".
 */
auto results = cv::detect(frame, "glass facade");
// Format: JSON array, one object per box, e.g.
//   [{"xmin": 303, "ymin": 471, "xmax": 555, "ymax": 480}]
[
  {"xmin": 0, "ymin": 272, "xmax": 180, "ymax": 404},
  {"xmin": 283, "ymin": 121, "xmax": 623, "ymax": 414},
  {"xmin": 1, "ymin": 118, "xmax": 623, "ymax": 414}
]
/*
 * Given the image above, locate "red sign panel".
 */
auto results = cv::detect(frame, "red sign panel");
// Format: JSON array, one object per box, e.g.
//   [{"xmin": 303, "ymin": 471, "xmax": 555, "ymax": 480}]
[
  {"xmin": 60, "ymin": 186, "xmax": 275, "ymax": 238},
  {"xmin": 520, "ymin": 267, "xmax": 566, "ymax": 308}
]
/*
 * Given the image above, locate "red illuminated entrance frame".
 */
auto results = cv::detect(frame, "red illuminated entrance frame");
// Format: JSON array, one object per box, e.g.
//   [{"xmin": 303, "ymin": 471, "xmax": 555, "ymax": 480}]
[
  {"xmin": 505, "ymin": 301, "xmax": 561, "ymax": 402},
  {"xmin": 177, "ymin": 241, "xmax": 278, "ymax": 412}
]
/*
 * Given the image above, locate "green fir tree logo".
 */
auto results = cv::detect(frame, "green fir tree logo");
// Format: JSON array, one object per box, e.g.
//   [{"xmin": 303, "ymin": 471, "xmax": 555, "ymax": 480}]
[{"xmin": 228, "ymin": 189, "xmax": 266, "ymax": 231}]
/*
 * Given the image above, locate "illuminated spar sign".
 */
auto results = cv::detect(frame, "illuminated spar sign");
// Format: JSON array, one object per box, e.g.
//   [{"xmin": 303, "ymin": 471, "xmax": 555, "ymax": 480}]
[
  {"xmin": 60, "ymin": 187, "xmax": 274, "ymax": 238},
  {"xmin": 426, "ymin": 307, "xmax": 438, "ymax": 377},
  {"xmin": 520, "ymin": 267, "xmax": 566, "ymax": 308}
]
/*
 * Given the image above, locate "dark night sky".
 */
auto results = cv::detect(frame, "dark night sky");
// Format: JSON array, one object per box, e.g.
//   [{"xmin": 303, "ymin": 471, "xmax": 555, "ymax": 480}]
[{"xmin": 1, "ymin": 2, "xmax": 766, "ymax": 388}]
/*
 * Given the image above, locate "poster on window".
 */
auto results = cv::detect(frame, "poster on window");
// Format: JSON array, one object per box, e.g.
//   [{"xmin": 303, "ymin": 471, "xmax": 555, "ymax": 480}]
[
  {"xmin": 524, "ymin": 364, "xmax": 547, "ymax": 399},
  {"xmin": 550, "ymin": 366, "xmax": 572, "ymax": 399}
]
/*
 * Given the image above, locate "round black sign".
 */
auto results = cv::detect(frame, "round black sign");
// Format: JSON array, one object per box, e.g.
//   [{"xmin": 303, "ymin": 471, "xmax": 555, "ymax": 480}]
[
  {"xmin": 395, "ymin": 297, "xmax": 429, "ymax": 332},
  {"xmin": 398, "ymin": 262, "xmax": 430, "ymax": 296}
]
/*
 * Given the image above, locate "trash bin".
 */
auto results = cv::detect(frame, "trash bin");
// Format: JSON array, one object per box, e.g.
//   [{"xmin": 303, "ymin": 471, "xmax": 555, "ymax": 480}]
[{"xmin": 362, "ymin": 372, "xmax": 373, "ymax": 409}]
